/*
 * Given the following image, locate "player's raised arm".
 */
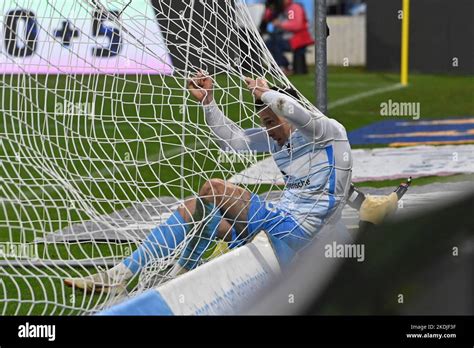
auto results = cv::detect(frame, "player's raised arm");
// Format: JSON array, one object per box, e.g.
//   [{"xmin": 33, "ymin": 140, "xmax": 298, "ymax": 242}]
[
  {"xmin": 245, "ymin": 77, "xmax": 335, "ymax": 142},
  {"xmin": 188, "ymin": 72, "xmax": 272, "ymax": 152}
]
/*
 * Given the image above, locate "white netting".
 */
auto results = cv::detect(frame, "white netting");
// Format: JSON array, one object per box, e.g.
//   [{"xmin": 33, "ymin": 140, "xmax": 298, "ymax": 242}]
[{"xmin": 0, "ymin": 0, "xmax": 323, "ymax": 315}]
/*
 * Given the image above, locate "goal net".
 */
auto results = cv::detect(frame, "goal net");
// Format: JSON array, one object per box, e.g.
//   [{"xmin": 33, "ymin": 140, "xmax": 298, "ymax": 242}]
[{"xmin": 0, "ymin": 0, "xmax": 318, "ymax": 315}]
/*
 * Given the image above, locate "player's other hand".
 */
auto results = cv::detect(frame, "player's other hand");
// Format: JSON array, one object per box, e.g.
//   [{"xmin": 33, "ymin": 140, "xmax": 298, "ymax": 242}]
[
  {"xmin": 245, "ymin": 77, "xmax": 270, "ymax": 101},
  {"xmin": 188, "ymin": 71, "xmax": 214, "ymax": 105}
]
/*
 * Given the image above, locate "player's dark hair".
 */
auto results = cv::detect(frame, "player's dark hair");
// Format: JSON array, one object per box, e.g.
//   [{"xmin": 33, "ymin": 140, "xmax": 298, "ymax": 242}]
[{"xmin": 255, "ymin": 86, "xmax": 300, "ymax": 112}]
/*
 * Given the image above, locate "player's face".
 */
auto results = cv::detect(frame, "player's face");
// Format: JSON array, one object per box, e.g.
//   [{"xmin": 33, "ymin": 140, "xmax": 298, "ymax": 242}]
[{"xmin": 259, "ymin": 108, "xmax": 291, "ymax": 146}]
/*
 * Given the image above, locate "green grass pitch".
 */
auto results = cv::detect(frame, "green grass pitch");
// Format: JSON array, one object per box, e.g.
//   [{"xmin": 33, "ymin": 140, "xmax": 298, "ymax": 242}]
[{"xmin": 0, "ymin": 67, "xmax": 472, "ymax": 314}]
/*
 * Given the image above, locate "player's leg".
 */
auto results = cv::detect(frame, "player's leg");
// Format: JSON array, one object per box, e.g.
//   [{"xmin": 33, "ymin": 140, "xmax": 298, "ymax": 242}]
[
  {"xmin": 63, "ymin": 197, "xmax": 228, "ymax": 292},
  {"xmin": 174, "ymin": 179, "xmax": 252, "ymax": 272},
  {"xmin": 200, "ymin": 178, "xmax": 251, "ymax": 237},
  {"xmin": 193, "ymin": 188, "xmax": 314, "ymax": 252},
  {"xmin": 63, "ymin": 205, "xmax": 190, "ymax": 293},
  {"xmin": 120, "ymin": 195, "xmax": 234, "ymax": 275},
  {"xmin": 244, "ymin": 194, "xmax": 314, "ymax": 253},
  {"xmin": 64, "ymin": 179, "xmax": 250, "ymax": 291},
  {"xmin": 177, "ymin": 196, "xmax": 235, "ymax": 240}
]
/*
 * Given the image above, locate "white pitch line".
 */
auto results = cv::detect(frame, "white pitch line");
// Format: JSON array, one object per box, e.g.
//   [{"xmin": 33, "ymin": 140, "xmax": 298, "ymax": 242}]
[{"xmin": 328, "ymin": 83, "xmax": 405, "ymax": 110}]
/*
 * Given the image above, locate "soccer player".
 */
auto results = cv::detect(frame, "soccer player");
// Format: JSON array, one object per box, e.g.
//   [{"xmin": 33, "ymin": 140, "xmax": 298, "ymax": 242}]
[{"xmin": 64, "ymin": 72, "xmax": 385, "ymax": 293}]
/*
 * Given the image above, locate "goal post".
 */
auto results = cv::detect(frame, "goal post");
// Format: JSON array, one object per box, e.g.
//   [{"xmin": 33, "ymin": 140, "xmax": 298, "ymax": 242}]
[
  {"xmin": 400, "ymin": 0, "xmax": 410, "ymax": 86},
  {"xmin": 314, "ymin": 0, "xmax": 327, "ymax": 113}
]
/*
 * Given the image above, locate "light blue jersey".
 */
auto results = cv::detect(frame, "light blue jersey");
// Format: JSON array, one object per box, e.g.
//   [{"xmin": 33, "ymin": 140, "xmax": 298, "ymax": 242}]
[
  {"xmin": 203, "ymin": 90, "xmax": 352, "ymax": 237},
  {"xmin": 270, "ymin": 128, "xmax": 351, "ymax": 234}
]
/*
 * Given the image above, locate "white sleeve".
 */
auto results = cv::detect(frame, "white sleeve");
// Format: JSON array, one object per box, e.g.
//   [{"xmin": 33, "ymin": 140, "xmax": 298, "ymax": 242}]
[
  {"xmin": 203, "ymin": 101, "xmax": 274, "ymax": 152},
  {"xmin": 261, "ymin": 90, "xmax": 344, "ymax": 142}
]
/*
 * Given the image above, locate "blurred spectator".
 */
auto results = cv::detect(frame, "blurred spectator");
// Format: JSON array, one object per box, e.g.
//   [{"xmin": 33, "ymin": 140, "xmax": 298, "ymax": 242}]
[
  {"xmin": 263, "ymin": 0, "xmax": 314, "ymax": 74},
  {"xmin": 259, "ymin": 0, "xmax": 285, "ymax": 34}
]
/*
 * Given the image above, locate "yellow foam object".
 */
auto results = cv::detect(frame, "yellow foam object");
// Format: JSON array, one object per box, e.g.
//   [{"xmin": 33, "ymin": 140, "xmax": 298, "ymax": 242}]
[
  {"xmin": 359, "ymin": 192, "xmax": 398, "ymax": 225},
  {"xmin": 202, "ymin": 240, "xmax": 229, "ymax": 260}
]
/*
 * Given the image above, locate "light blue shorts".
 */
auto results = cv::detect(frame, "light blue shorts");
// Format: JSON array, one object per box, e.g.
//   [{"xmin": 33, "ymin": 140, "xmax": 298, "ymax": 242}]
[{"xmin": 230, "ymin": 194, "xmax": 312, "ymax": 252}]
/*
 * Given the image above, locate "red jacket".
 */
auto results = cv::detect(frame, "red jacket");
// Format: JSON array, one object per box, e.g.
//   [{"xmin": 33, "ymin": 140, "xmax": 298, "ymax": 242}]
[{"xmin": 279, "ymin": 1, "xmax": 315, "ymax": 50}]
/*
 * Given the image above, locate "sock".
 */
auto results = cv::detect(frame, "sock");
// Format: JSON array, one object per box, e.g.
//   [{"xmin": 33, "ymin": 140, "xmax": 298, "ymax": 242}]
[
  {"xmin": 228, "ymin": 226, "xmax": 246, "ymax": 249},
  {"xmin": 122, "ymin": 210, "xmax": 188, "ymax": 274},
  {"xmin": 178, "ymin": 203, "xmax": 221, "ymax": 271}
]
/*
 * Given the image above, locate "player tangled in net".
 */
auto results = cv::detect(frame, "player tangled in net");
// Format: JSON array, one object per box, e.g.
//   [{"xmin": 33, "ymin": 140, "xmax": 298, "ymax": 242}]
[
  {"xmin": 64, "ymin": 71, "xmax": 399, "ymax": 294},
  {"xmin": 0, "ymin": 0, "xmax": 417, "ymax": 318},
  {"xmin": 64, "ymin": 68, "xmax": 404, "ymax": 292}
]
